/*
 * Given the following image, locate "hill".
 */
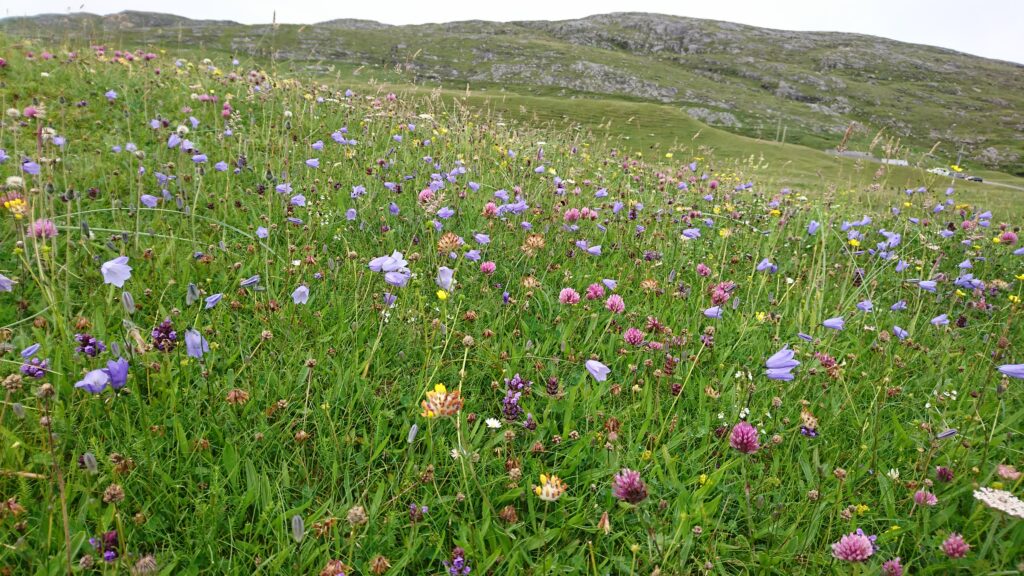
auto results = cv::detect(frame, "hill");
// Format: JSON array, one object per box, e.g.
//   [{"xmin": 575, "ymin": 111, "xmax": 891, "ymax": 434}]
[{"xmin": 2, "ymin": 10, "xmax": 1023, "ymax": 176}]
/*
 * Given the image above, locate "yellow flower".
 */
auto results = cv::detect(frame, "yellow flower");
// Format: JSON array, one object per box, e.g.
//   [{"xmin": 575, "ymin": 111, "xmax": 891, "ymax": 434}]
[
  {"xmin": 641, "ymin": 450, "xmax": 652, "ymax": 461},
  {"xmin": 1016, "ymin": 274, "xmax": 1024, "ymax": 281},
  {"xmin": 3, "ymin": 198, "xmax": 28, "ymax": 219},
  {"xmin": 534, "ymin": 474, "xmax": 567, "ymax": 501},
  {"xmin": 769, "ymin": 209, "xmax": 781, "ymax": 217},
  {"xmin": 993, "ymin": 237, "xmax": 1002, "ymax": 244},
  {"xmin": 421, "ymin": 384, "xmax": 462, "ymax": 419},
  {"xmin": 718, "ymin": 228, "xmax": 732, "ymax": 238},
  {"xmin": 855, "ymin": 504, "xmax": 870, "ymax": 514},
  {"xmin": 848, "ymin": 239, "xmax": 861, "ymax": 247},
  {"xmin": 436, "ymin": 290, "xmax": 448, "ymax": 301},
  {"xmin": 699, "ymin": 473, "xmax": 708, "ymax": 486},
  {"xmin": 1010, "ymin": 295, "xmax": 1021, "ymax": 304},
  {"xmin": 955, "ymin": 289, "xmax": 966, "ymax": 298},
  {"xmin": 665, "ymin": 153, "xmax": 673, "ymax": 158},
  {"xmin": 756, "ymin": 311, "xmax": 767, "ymax": 323}
]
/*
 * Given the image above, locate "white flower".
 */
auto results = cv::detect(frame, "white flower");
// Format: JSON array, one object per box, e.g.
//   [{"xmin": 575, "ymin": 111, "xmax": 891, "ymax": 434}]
[
  {"xmin": 973, "ymin": 487, "xmax": 1024, "ymax": 519},
  {"xmin": 485, "ymin": 418, "xmax": 501, "ymax": 429},
  {"xmin": 887, "ymin": 469, "xmax": 900, "ymax": 481}
]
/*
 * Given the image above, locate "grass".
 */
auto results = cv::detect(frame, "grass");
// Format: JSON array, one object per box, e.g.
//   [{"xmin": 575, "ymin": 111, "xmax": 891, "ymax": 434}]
[
  {"xmin": 1, "ymin": 39, "xmax": 1023, "ymax": 575},
  {"xmin": 3, "ymin": 11, "xmax": 1024, "ymax": 177}
]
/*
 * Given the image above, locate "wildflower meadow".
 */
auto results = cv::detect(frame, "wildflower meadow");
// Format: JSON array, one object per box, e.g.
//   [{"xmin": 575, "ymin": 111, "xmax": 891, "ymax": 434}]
[{"xmin": 1, "ymin": 42, "xmax": 1023, "ymax": 575}]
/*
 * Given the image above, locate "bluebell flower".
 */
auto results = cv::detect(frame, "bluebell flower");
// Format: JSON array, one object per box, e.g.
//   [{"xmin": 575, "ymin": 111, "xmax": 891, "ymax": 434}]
[
  {"xmin": 184, "ymin": 329, "xmax": 209, "ymax": 359},
  {"xmin": 105, "ymin": 358, "xmax": 129, "ymax": 389},
  {"xmin": 436, "ymin": 267, "xmax": 455, "ymax": 291},
  {"xmin": 100, "ymin": 257, "xmax": 132, "ymax": 287},
  {"xmin": 823, "ymin": 317, "xmax": 845, "ymax": 330},
  {"xmin": 75, "ymin": 369, "xmax": 110, "ymax": 393}
]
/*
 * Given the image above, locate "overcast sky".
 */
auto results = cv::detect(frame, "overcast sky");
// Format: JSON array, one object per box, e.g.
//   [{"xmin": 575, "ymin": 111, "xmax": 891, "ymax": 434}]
[{"xmin": 7, "ymin": 0, "xmax": 1024, "ymax": 64}]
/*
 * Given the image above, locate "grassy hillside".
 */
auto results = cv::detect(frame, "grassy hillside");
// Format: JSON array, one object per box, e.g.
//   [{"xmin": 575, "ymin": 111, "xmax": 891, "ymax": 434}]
[
  {"xmin": 2, "ymin": 10, "xmax": 1023, "ymax": 177},
  {"xmin": 1, "ymin": 38, "xmax": 1024, "ymax": 575}
]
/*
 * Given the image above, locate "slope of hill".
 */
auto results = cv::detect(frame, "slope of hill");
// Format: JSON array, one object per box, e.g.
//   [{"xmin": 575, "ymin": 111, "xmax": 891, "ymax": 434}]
[{"xmin": 2, "ymin": 10, "xmax": 1023, "ymax": 175}]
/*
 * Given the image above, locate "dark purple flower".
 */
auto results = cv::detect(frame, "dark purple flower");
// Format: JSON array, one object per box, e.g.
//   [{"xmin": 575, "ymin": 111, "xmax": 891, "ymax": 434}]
[
  {"xmin": 151, "ymin": 318, "xmax": 177, "ymax": 352},
  {"xmin": 443, "ymin": 547, "xmax": 471, "ymax": 576},
  {"xmin": 20, "ymin": 357, "xmax": 49, "ymax": 379},
  {"xmin": 409, "ymin": 503, "xmax": 428, "ymax": 523},
  {"xmin": 522, "ymin": 412, "xmax": 537, "ymax": 431},
  {"xmin": 75, "ymin": 333, "xmax": 107, "ymax": 357},
  {"xmin": 502, "ymin": 390, "xmax": 523, "ymax": 421}
]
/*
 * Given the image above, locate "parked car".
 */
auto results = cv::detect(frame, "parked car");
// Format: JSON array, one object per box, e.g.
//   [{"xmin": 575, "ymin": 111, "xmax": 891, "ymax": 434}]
[
  {"xmin": 927, "ymin": 167, "xmax": 950, "ymax": 176},
  {"xmin": 966, "ymin": 175, "xmax": 983, "ymax": 182}
]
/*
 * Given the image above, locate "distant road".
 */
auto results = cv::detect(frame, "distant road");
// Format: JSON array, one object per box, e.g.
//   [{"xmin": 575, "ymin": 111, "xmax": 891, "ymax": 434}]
[
  {"xmin": 828, "ymin": 150, "xmax": 1024, "ymax": 192},
  {"xmin": 981, "ymin": 180, "xmax": 1024, "ymax": 192}
]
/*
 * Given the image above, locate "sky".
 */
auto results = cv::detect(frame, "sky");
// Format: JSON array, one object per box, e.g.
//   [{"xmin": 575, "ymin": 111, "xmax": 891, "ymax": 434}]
[{"xmin": 6, "ymin": 0, "xmax": 1024, "ymax": 64}]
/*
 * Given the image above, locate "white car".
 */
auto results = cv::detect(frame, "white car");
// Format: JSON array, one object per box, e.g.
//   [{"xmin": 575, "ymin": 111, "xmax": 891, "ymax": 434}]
[{"xmin": 927, "ymin": 167, "xmax": 951, "ymax": 176}]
